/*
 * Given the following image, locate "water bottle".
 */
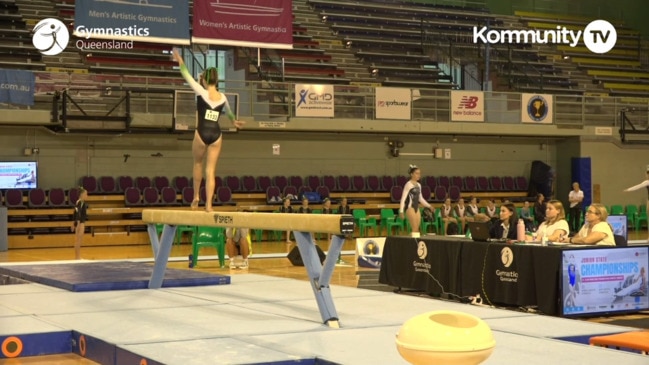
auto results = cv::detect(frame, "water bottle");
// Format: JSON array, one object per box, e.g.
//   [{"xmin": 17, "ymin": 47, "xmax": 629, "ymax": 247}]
[
  {"xmin": 517, "ymin": 219, "xmax": 525, "ymax": 242},
  {"xmin": 541, "ymin": 232, "xmax": 548, "ymax": 246}
]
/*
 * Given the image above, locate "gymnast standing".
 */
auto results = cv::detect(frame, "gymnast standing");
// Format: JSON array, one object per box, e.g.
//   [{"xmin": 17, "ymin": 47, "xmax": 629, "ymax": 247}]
[
  {"xmin": 172, "ymin": 48, "xmax": 244, "ymax": 212},
  {"xmin": 71, "ymin": 187, "xmax": 88, "ymax": 260},
  {"xmin": 623, "ymin": 165, "xmax": 649, "ymax": 242},
  {"xmin": 399, "ymin": 164, "xmax": 433, "ymax": 237}
]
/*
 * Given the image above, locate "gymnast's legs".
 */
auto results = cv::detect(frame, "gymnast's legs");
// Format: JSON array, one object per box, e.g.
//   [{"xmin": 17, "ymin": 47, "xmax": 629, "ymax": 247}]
[{"xmin": 191, "ymin": 130, "xmax": 222, "ymax": 212}]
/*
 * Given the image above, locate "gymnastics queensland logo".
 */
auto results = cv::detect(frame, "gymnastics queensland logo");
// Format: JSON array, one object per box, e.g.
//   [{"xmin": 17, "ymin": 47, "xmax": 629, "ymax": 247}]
[
  {"xmin": 32, "ymin": 18, "xmax": 69, "ymax": 56},
  {"xmin": 500, "ymin": 247, "xmax": 513, "ymax": 268},
  {"xmin": 417, "ymin": 241, "xmax": 427, "ymax": 259}
]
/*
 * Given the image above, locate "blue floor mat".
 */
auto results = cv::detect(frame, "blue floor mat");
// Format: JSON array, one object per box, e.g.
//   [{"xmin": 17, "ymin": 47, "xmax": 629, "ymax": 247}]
[{"xmin": 0, "ymin": 261, "xmax": 230, "ymax": 292}]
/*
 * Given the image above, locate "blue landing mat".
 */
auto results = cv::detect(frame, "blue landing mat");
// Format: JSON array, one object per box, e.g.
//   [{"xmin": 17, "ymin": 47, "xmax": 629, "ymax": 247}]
[{"xmin": 0, "ymin": 262, "xmax": 230, "ymax": 292}]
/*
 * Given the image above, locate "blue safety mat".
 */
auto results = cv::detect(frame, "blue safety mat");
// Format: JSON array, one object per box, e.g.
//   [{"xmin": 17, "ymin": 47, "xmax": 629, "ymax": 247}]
[{"xmin": 0, "ymin": 261, "xmax": 230, "ymax": 292}]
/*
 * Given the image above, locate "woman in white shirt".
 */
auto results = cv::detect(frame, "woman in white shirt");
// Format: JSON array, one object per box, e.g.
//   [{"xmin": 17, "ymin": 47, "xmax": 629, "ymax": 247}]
[
  {"xmin": 561, "ymin": 203, "xmax": 615, "ymax": 246},
  {"xmin": 531, "ymin": 199, "xmax": 569, "ymax": 242},
  {"xmin": 399, "ymin": 165, "xmax": 432, "ymax": 237}
]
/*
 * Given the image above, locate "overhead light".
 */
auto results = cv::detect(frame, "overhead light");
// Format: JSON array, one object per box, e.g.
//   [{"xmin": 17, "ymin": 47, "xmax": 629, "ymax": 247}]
[
  {"xmin": 321, "ymin": 15, "xmax": 327, "ymax": 22},
  {"xmin": 563, "ymin": 55, "xmax": 570, "ymax": 60},
  {"xmin": 345, "ymin": 41, "xmax": 352, "ymax": 48},
  {"xmin": 371, "ymin": 68, "xmax": 379, "ymax": 77}
]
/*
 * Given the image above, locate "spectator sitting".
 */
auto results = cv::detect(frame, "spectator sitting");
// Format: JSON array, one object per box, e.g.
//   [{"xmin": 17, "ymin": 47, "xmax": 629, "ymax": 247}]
[
  {"xmin": 519, "ymin": 200, "xmax": 535, "ymax": 231},
  {"xmin": 298, "ymin": 196, "xmax": 311, "ymax": 213},
  {"xmin": 533, "ymin": 193, "xmax": 546, "ymax": 226},
  {"xmin": 226, "ymin": 227, "xmax": 250, "ymax": 269}
]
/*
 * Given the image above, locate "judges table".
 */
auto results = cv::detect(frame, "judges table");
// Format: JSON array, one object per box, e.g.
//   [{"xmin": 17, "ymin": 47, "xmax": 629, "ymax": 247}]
[{"xmin": 379, "ymin": 236, "xmax": 569, "ymax": 316}]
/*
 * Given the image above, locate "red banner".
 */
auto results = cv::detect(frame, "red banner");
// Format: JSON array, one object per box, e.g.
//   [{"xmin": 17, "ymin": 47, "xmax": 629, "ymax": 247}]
[{"xmin": 192, "ymin": 0, "xmax": 293, "ymax": 49}]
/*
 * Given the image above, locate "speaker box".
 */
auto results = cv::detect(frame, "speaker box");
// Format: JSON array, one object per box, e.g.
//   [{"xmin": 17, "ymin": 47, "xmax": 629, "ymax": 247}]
[{"xmin": 287, "ymin": 245, "xmax": 326, "ymax": 266}]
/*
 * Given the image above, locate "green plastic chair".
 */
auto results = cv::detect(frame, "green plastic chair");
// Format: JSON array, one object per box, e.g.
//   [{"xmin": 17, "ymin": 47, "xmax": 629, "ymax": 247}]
[
  {"xmin": 610, "ymin": 205, "xmax": 624, "ymax": 215},
  {"xmin": 175, "ymin": 225, "xmax": 195, "ymax": 245},
  {"xmin": 353, "ymin": 209, "xmax": 377, "ymax": 237},
  {"xmin": 421, "ymin": 208, "xmax": 441, "ymax": 235},
  {"xmin": 191, "ymin": 226, "xmax": 226, "ymax": 268},
  {"xmin": 379, "ymin": 208, "xmax": 396, "ymax": 235},
  {"xmin": 388, "ymin": 215, "xmax": 405, "ymax": 235},
  {"xmin": 637, "ymin": 204, "xmax": 648, "ymax": 231},
  {"xmin": 625, "ymin": 204, "xmax": 637, "ymax": 229}
]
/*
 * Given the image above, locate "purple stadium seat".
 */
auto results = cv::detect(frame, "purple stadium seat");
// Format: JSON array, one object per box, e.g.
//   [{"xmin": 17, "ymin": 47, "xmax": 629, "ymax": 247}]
[
  {"xmin": 476, "ymin": 176, "xmax": 489, "ymax": 192},
  {"xmin": 438, "ymin": 176, "xmax": 450, "ymax": 189},
  {"xmin": 421, "ymin": 185, "xmax": 432, "ymax": 202},
  {"xmin": 273, "ymin": 176, "xmax": 288, "ymax": 192},
  {"xmin": 448, "ymin": 185, "xmax": 461, "ymax": 201},
  {"xmin": 28, "ymin": 188, "xmax": 47, "ymax": 208},
  {"xmin": 81, "ymin": 176, "xmax": 98, "ymax": 194},
  {"xmin": 489, "ymin": 176, "xmax": 503, "ymax": 191},
  {"xmin": 152, "ymin": 176, "xmax": 170, "ymax": 191},
  {"xmin": 395, "ymin": 175, "xmax": 408, "ymax": 187},
  {"xmin": 306, "ymin": 175, "xmax": 321, "ymax": 191},
  {"xmin": 216, "ymin": 186, "xmax": 235, "ymax": 205},
  {"xmin": 502, "ymin": 176, "xmax": 515, "ymax": 191},
  {"xmin": 117, "ymin": 176, "xmax": 134, "ymax": 193},
  {"xmin": 134, "ymin": 176, "xmax": 151, "ymax": 191},
  {"xmin": 424, "ymin": 176, "xmax": 437, "ymax": 190},
  {"xmin": 68, "ymin": 188, "xmax": 80, "ymax": 207},
  {"xmin": 463, "ymin": 176, "xmax": 476, "ymax": 191},
  {"xmin": 432, "ymin": 186, "xmax": 447, "ymax": 202},
  {"xmin": 390, "ymin": 185, "xmax": 403, "ymax": 203},
  {"xmin": 515, "ymin": 176, "xmax": 528, "ymax": 191},
  {"xmin": 450, "ymin": 176, "xmax": 463, "ymax": 190},
  {"xmin": 4, "ymin": 189, "xmax": 25, "ymax": 208},
  {"xmin": 298, "ymin": 186, "xmax": 312, "ymax": 199},
  {"xmin": 241, "ymin": 175, "xmax": 258, "ymax": 192},
  {"xmin": 283, "ymin": 186, "xmax": 298, "ymax": 199},
  {"xmin": 322, "ymin": 175, "xmax": 336, "ymax": 192},
  {"xmin": 200, "ymin": 186, "xmax": 217, "ymax": 205},
  {"xmin": 266, "ymin": 186, "xmax": 281, "ymax": 203},
  {"xmin": 351, "ymin": 175, "xmax": 365, "ymax": 191},
  {"xmin": 181, "ymin": 187, "xmax": 195, "ymax": 206},
  {"xmin": 381, "ymin": 175, "xmax": 394, "ymax": 192},
  {"xmin": 337, "ymin": 175, "xmax": 350, "ymax": 192},
  {"xmin": 257, "ymin": 176, "xmax": 272, "ymax": 192},
  {"xmin": 316, "ymin": 186, "xmax": 330, "ymax": 199},
  {"xmin": 124, "ymin": 187, "xmax": 142, "ymax": 206},
  {"xmin": 48, "ymin": 188, "xmax": 67, "ymax": 207},
  {"xmin": 289, "ymin": 175, "xmax": 303, "ymax": 189},
  {"xmin": 160, "ymin": 186, "xmax": 180, "ymax": 206},
  {"xmin": 172, "ymin": 176, "xmax": 189, "ymax": 193},
  {"xmin": 225, "ymin": 176, "xmax": 241, "ymax": 192},
  {"xmin": 98, "ymin": 176, "xmax": 116, "ymax": 194},
  {"xmin": 366, "ymin": 175, "xmax": 380, "ymax": 192},
  {"xmin": 142, "ymin": 187, "xmax": 160, "ymax": 206}
]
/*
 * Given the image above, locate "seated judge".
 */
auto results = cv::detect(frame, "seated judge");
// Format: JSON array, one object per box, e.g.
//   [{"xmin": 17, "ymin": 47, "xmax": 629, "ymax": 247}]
[{"xmin": 489, "ymin": 203, "xmax": 519, "ymax": 240}]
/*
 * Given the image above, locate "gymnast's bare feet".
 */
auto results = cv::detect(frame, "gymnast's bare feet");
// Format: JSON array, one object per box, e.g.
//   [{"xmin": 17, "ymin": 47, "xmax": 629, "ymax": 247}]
[
  {"xmin": 191, "ymin": 198, "xmax": 199, "ymax": 210},
  {"xmin": 205, "ymin": 204, "xmax": 213, "ymax": 213}
]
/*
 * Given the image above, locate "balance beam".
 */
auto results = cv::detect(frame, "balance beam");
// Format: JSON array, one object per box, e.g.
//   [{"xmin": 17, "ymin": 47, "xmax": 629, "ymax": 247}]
[
  {"xmin": 142, "ymin": 209, "xmax": 356, "ymax": 328},
  {"xmin": 142, "ymin": 210, "xmax": 355, "ymax": 235}
]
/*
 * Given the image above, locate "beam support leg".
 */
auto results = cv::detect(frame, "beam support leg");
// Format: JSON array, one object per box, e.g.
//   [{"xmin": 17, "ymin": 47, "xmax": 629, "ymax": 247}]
[
  {"xmin": 148, "ymin": 224, "xmax": 177, "ymax": 289},
  {"xmin": 293, "ymin": 231, "xmax": 344, "ymax": 328}
]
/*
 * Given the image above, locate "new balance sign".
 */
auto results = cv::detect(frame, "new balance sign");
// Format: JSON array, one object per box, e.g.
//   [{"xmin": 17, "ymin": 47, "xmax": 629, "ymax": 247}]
[{"xmin": 451, "ymin": 91, "xmax": 484, "ymax": 122}]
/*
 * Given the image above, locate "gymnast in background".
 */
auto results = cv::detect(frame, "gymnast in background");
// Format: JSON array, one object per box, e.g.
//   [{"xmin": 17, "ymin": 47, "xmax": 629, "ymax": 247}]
[
  {"xmin": 172, "ymin": 48, "xmax": 244, "ymax": 212},
  {"xmin": 623, "ymin": 165, "xmax": 649, "ymax": 242},
  {"xmin": 399, "ymin": 164, "xmax": 433, "ymax": 237}
]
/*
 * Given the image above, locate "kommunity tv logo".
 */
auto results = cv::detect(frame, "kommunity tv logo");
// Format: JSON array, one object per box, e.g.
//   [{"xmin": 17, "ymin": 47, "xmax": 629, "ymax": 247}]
[{"xmin": 473, "ymin": 19, "xmax": 617, "ymax": 54}]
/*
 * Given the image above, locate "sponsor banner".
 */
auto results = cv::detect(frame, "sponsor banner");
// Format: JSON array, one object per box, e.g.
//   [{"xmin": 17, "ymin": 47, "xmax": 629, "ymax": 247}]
[
  {"xmin": 74, "ymin": 0, "xmax": 190, "ymax": 44},
  {"xmin": 192, "ymin": 0, "xmax": 292, "ymax": 49},
  {"xmin": 521, "ymin": 93, "xmax": 553, "ymax": 124},
  {"xmin": 0, "ymin": 69, "xmax": 34, "ymax": 106},
  {"xmin": 375, "ymin": 87, "xmax": 410, "ymax": 120},
  {"xmin": 355, "ymin": 237, "xmax": 386, "ymax": 269},
  {"xmin": 295, "ymin": 84, "xmax": 334, "ymax": 117},
  {"xmin": 450, "ymin": 91, "xmax": 484, "ymax": 122}
]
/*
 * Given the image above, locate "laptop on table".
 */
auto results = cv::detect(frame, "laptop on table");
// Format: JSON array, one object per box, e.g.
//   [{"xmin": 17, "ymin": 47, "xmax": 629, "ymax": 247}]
[{"xmin": 467, "ymin": 221, "xmax": 491, "ymax": 242}]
